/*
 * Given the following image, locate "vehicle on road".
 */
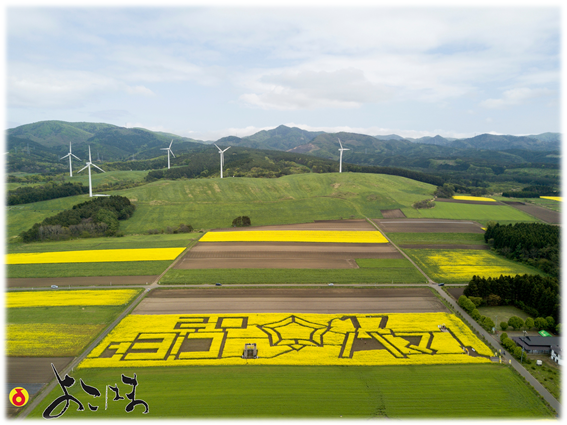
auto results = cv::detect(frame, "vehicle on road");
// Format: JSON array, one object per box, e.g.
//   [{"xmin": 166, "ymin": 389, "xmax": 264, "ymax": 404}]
[
  {"xmin": 215, "ymin": 283, "xmax": 222, "ymax": 286},
  {"xmin": 51, "ymin": 285, "xmax": 58, "ymax": 289},
  {"xmin": 438, "ymin": 283, "xmax": 445, "ymax": 286}
]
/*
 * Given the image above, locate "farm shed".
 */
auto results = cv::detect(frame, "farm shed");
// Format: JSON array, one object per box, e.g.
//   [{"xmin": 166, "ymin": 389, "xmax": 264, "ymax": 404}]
[{"xmin": 511, "ymin": 336, "xmax": 560, "ymax": 355}]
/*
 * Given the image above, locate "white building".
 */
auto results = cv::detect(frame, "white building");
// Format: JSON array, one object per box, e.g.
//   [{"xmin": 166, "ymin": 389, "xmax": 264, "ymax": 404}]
[{"xmin": 550, "ymin": 345, "xmax": 562, "ymax": 365}]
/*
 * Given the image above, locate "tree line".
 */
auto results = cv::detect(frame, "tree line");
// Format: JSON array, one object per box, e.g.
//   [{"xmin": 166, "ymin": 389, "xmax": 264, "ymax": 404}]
[
  {"xmin": 463, "ymin": 274, "xmax": 559, "ymax": 323},
  {"xmin": 20, "ymin": 196, "xmax": 135, "ymax": 242},
  {"xmin": 484, "ymin": 222, "xmax": 559, "ymax": 277},
  {"xmin": 8, "ymin": 182, "xmax": 89, "ymax": 205}
]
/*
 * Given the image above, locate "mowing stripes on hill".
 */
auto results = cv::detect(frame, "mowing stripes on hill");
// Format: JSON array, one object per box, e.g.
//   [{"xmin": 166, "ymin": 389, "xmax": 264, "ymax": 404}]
[
  {"xmin": 6, "ymin": 247, "xmax": 185, "ymax": 264},
  {"xmin": 201, "ymin": 230, "xmax": 388, "ymax": 243},
  {"xmin": 7, "ymin": 289, "xmax": 139, "ymax": 308}
]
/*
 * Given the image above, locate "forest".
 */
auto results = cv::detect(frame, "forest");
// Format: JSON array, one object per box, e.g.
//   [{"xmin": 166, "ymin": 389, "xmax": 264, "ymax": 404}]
[
  {"xmin": 20, "ymin": 196, "xmax": 135, "ymax": 242},
  {"xmin": 8, "ymin": 182, "xmax": 88, "ymax": 205}
]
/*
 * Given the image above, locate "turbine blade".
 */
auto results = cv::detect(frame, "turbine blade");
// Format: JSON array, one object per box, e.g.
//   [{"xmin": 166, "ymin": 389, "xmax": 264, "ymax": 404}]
[
  {"xmin": 170, "ymin": 151, "xmax": 175, "ymax": 158},
  {"xmin": 60, "ymin": 153, "xmax": 70, "ymax": 160},
  {"xmin": 338, "ymin": 138, "xmax": 343, "ymax": 149},
  {"xmin": 223, "ymin": 146, "xmax": 231, "ymax": 152},
  {"xmin": 92, "ymin": 164, "xmax": 105, "ymax": 173},
  {"xmin": 71, "ymin": 154, "xmax": 81, "ymax": 160},
  {"xmin": 88, "ymin": 146, "xmax": 92, "ymax": 162},
  {"xmin": 214, "ymin": 143, "xmax": 221, "ymax": 151},
  {"xmin": 344, "ymin": 148, "xmax": 350, "ymax": 151},
  {"xmin": 169, "ymin": 139, "xmax": 173, "ymax": 148},
  {"xmin": 77, "ymin": 165, "xmax": 88, "ymax": 173},
  {"xmin": 160, "ymin": 148, "xmax": 168, "ymax": 150}
]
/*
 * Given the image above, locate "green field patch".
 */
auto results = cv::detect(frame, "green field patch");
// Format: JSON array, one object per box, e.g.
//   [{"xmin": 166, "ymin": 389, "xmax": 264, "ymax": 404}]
[
  {"xmin": 404, "ymin": 249, "xmax": 546, "ymax": 283},
  {"xmin": 355, "ymin": 258, "xmax": 414, "ymax": 268},
  {"xmin": 7, "ymin": 233, "xmax": 199, "ymax": 253},
  {"xmin": 7, "ymin": 260, "xmax": 171, "ymax": 278},
  {"xmin": 161, "ymin": 267, "xmax": 425, "ymax": 284},
  {"xmin": 7, "ymin": 305, "xmax": 129, "ymax": 325},
  {"xmin": 9, "ymin": 173, "xmax": 436, "ymax": 236},
  {"xmin": 400, "ymin": 202, "xmax": 539, "ymax": 225},
  {"xmin": 387, "ymin": 233, "xmax": 486, "ymax": 245},
  {"xmin": 28, "ymin": 364, "xmax": 554, "ymax": 418},
  {"xmin": 476, "ymin": 305, "xmax": 532, "ymax": 325}
]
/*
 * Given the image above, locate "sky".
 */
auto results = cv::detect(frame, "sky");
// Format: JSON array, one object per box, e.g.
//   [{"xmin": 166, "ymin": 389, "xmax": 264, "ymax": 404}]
[{"xmin": 4, "ymin": 2, "xmax": 562, "ymax": 141}]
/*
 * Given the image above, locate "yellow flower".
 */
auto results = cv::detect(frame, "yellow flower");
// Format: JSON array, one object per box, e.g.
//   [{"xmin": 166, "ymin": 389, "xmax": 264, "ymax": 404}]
[
  {"xmin": 452, "ymin": 196, "xmax": 496, "ymax": 202},
  {"xmin": 80, "ymin": 312, "xmax": 492, "ymax": 368},
  {"xmin": 540, "ymin": 196, "xmax": 562, "ymax": 202},
  {"xmin": 6, "ymin": 247, "xmax": 185, "ymax": 265},
  {"xmin": 7, "ymin": 289, "xmax": 139, "ymax": 308},
  {"xmin": 7, "ymin": 324, "xmax": 104, "ymax": 357},
  {"xmin": 200, "ymin": 230, "xmax": 388, "ymax": 243}
]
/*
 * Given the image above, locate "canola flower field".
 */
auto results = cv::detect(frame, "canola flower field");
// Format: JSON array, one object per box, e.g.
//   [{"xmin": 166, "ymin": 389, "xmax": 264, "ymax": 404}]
[
  {"xmin": 6, "ymin": 289, "xmax": 139, "ymax": 308},
  {"xmin": 452, "ymin": 195, "xmax": 496, "ymax": 202},
  {"xmin": 200, "ymin": 230, "xmax": 388, "ymax": 243},
  {"xmin": 6, "ymin": 247, "xmax": 185, "ymax": 264},
  {"xmin": 81, "ymin": 312, "xmax": 493, "ymax": 369},
  {"xmin": 540, "ymin": 196, "xmax": 562, "ymax": 202},
  {"xmin": 406, "ymin": 249, "xmax": 544, "ymax": 282},
  {"xmin": 7, "ymin": 323, "xmax": 105, "ymax": 357}
]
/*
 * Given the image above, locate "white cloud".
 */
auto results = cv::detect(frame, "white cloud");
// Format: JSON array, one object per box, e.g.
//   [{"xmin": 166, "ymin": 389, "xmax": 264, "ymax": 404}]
[{"xmin": 480, "ymin": 87, "xmax": 553, "ymax": 109}]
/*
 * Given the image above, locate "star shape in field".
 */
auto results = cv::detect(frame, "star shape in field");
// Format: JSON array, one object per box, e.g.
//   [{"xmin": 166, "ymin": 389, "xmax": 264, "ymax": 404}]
[{"xmin": 260, "ymin": 315, "xmax": 329, "ymax": 351}]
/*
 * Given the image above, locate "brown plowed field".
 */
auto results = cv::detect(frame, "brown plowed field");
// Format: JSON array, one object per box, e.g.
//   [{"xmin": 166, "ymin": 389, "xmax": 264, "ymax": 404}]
[
  {"xmin": 134, "ymin": 287, "xmax": 447, "ymax": 314},
  {"xmin": 399, "ymin": 244, "xmax": 489, "ymax": 250},
  {"xmin": 380, "ymin": 209, "xmax": 406, "ymax": 218},
  {"xmin": 436, "ymin": 198, "xmax": 500, "ymax": 205},
  {"xmin": 502, "ymin": 202, "xmax": 561, "ymax": 224},
  {"xmin": 7, "ymin": 275, "xmax": 159, "ymax": 288},
  {"xmin": 446, "ymin": 287, "xmax": 466, "ymax": 300},
  {"xmin": 209, "ymin": 219, "xmax": 375, "ymax": 232},
  {"xmin": 374, "ymin": 219, "xmax": 484, "ymax": 233},
  {"xmin": 175, "ymin": 242, "xmax": 403, "ymax": 269}
]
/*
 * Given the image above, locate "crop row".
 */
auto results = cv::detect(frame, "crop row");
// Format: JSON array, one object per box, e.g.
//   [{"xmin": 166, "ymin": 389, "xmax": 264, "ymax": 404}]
[{"xmin": 7, "ymin": 289, "xmax": 139, "ymax": 308}]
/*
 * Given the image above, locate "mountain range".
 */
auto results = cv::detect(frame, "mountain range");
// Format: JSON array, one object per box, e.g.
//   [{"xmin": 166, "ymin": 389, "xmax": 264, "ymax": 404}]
[{"xmin": 6, "ymin": 121, "xmax": 561, "ymax": 174}]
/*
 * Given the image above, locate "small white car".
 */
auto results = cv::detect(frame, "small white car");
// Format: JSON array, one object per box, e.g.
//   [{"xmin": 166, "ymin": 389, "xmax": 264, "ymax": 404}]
[
  {"xmin": 328, "ymin": 283, "xmax": 334, "ymax": 286},
  {"xmin": 51, "ymin": 285, "xmax": 58, "ymax": 289}
]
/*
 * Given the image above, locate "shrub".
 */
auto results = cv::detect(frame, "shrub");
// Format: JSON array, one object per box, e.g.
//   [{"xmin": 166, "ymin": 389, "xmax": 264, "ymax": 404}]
[
  {"xmin": 500, "ymin": 332, "xmax": 508, "ymax": 343},
  {"xmin": 458, "ymin": 295, "xmax": 476, "ymax": 314},
  {"xmin": 500, "ymin": 322, "xmax": 508, "ymax": 331},
  {"xmin": 545, "ymin": 316, "xmax": 555, "ymax": 332},
  {"xmin": 534, "ymin": 317, "xmax": 548, "ymax": 330},
  {"xmin": 232, "ymin": 216, "xmax": 252, "ymax": 227},
  {"xmin": 508, "ymin": 316, "xmax": 524, "ymax": 330},
  {"xmin": 486, "ymin": 294, "xmax": 502, "ymax": 306},
  {"xmin": 469, "ymin": 296, "xmax": 483, "ymax": 307},
  {"xmin": 524, "ymin": 317, "xmax": 534, "ymax": 330},
  {"xmin": 471, "ymin": 309, "xmax": 481, "ymax": 320}
]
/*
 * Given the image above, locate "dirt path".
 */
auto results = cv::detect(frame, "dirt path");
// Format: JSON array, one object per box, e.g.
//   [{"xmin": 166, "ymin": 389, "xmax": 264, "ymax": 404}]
[
  {"xmin": 502, "ymin": 202, "xmax": 561, "ymax": 224},
  {"xmin": 7, "ymin": 275, "xmax": 159, "ymax": 288}
]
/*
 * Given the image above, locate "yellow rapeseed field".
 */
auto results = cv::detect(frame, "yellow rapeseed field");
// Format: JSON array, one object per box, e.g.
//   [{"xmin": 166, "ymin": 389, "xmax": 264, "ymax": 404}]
[
  {"xmin": 540, "ymin": 196, "xmax": 562, "ymax": 202},
  {"xmin": 200, "ymin": 230, "xmax": 388, "ymax": 243},
  {"xmin": 6, "ymin": 247, "xmax": 185, "ymax": 265},
  {"xmin": 452, "ymin": 195, "xmax": 496, "ymax": 202},
  {"xmin": 7, "ymin": 324, "xmax": 105, "ymax": 357},
  {"xmin": 415, "ymin": 250, "xmax": 521, "ymax": 281},
  {"xmin": 7, "ymin": 289, "xmax": 139, "ymax": 308},
  {"xmin": 80, "ymin": 312, "xmax": 492, "ymax": 368}
]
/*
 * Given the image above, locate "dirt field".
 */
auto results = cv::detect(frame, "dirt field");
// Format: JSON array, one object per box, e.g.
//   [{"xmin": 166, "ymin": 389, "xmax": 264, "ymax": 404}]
[
  {"xmin": 175, "ymin": 242, "xmax": 403, "ymax": 269},
  {"xmin": 446, "ymin": 287, "xmax": 466, "ymax": 300},
  {"xmin": 7, "ymin": 357, "xmax": 73, "ymax": 418},
  {"xmin": 436, "ymin": 198, "xmax": 501, "ymax": 206},
  {"xmin": 374, "ymin": 219, "xmax": 484, "ymax": 233},
  {"xmin": 380, "ymin": 209, "xmax": 406, "ymax": 218},
  {"xmin": 7, "ymin": 275, "xmax": 159, "ymax": 288},
  {"xmin": 502, "ymin": 202, "xmax": 561, "ymax": 224},
  {"xmin": 399, "ymin": 244, "xmax": 489, "ymax": 250},
  {"xmin": 134, "ymin": 287, "xmax": 448, "ymax": 314},
  {"xmin": 210, "ymin": 219, "xmax": 376, "ymax": 232}
]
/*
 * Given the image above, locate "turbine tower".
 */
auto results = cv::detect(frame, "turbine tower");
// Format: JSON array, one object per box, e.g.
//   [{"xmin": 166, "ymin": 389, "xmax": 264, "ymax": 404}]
[
  {"xmin": 214, "ymin": 143, "xmax": 230, "ymax": 179},
  {"xmin": 161, "ymin": 140, "xmax": 175, "ymax": 169},
  {"xmin": 77, "ymin": 146, "xmax": 107, "ymax": 197},
  {"xmin": 338, "ymin": 138, "xmax": 350, "ymax": 173},
  {"xmin": 60, "ymin": 142, "xmax": 81, "ymax": 177}
]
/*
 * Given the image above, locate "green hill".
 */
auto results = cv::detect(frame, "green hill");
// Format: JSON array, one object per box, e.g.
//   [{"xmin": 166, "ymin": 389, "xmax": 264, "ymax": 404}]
[{"xmin": 8, "ymin": 173, "xmax": 435, "ymax": 238}]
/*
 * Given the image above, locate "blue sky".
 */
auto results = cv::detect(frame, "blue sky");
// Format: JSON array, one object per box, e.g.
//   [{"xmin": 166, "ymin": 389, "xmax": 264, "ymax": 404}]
[{"xmin": 5, "ymin": 4, "xmax": 561, "ymax": 141}]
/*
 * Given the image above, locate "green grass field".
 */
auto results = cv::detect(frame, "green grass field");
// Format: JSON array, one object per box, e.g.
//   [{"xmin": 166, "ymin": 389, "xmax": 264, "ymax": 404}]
[
  {"xmin": 7, "ymin": 260, "xmax": 174, "ymax": 278},
  {"xmin": 161, "ymin": 265, "xmax": 426, "ymax": 285},
  {"xmin": 387, "ymin": 232, "xmax": 487, "ymax": 245},
  {"xmin": 477, "ymin": 305, "xmax": 532, "ymax": 326},
  {"xmin": 28, "ymin": 364, "xmax": 554, "ymax": 419},
  {"xmin": 404, "ymin": 249, "xmax": 546, "ymax": 283},
  {"xmin": 8, "ymin": 173, "xmax": 436, "ymax": 237},
  {"xmin": 7, "ymin": 305, "xmax": 131, "ymax": 325},
  {"xmin": 7, "ymin": 233, "xmax": 199, "ymax": 253},
  {"xmin": 400, "ymin": 202, "xmax": 539, "ymax": 225}
]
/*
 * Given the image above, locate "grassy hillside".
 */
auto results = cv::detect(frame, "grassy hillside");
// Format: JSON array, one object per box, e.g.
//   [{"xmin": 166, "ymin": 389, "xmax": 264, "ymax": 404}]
[{"xmin": 8, "ymin": 172, "xmax": 436, "ymax": 238}]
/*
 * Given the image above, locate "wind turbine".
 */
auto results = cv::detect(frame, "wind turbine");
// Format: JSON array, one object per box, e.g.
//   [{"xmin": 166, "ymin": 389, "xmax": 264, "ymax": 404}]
[
  {"xmin": 77, "ymin": 146, "xmax": 108, "ymax": 197},
  {"xmin": 214, "ymin": 143, "xmax": 230, "ymax": 179},
  {"xmin": 60, "ymin": 142, "xmax": 81, "ymax": 177},
  {"xmin": 161, "ymin": 140, "xmax": 175, "ymax": 169},
  {"xmin": 338, "ymin": 138, "xmax": 350, "ymax": 173}
]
